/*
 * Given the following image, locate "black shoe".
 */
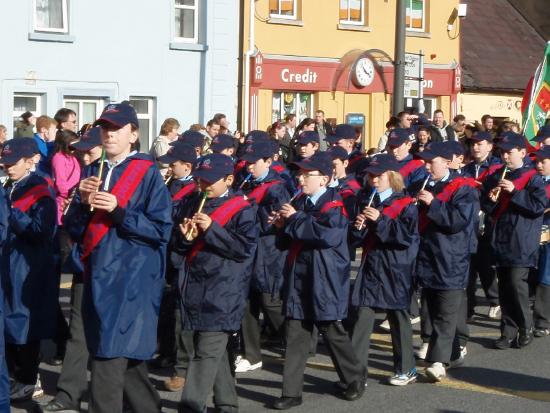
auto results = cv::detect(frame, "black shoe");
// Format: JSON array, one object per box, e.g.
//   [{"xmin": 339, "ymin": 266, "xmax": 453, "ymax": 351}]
[
  {"xmin": 39, "ymin": 398, "xmax": 79, "ymax": 413},
  {"xmin": 494, "ymin": 336, "xmax": 514, "ymax": 350},
  {"xmin": 517, "ymin": 329, "xmax": 534, "ymax": 348},
  {"xmin": 272, "ymin": 396, "xmax": 303, "ymax": 410},
  {"xmin": 148, "ymin": 356, "xmax": 175, "ymax": 369},
  {"xmin": 341, "ymin": 378, "xmax": 366, "ymax": 401}
]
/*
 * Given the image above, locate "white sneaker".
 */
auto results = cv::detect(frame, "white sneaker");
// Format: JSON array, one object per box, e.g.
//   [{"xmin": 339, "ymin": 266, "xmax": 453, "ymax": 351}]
[
  {"xmin": 10, "ymin": 381, "xmax": 35, "ymax": 402},
  {"xmin": 410, "ymin": 316, "xmax": 421, "ymax": 325},
  {"xmin": 488, "ymin": 305, "xmax": 501, "ymax": 319},
  {"xmin": 379, "ymin": 319, "xmax": 390, "ymax": 331},
  {"xmin": 33, "ymin": 374, "xmax": 44, "ymax": 399},
  {"xmin": 414, "ymin": 342, "xmax": 429, "ymax": 360},
  {"xmin": 460, "ymin": 345, "xmax": 468, "ymax": 358},
  {"xmin": 234, "ymin": 357, "xmax": 262, "ymax": 373},
  {"xmin": 425, "ymin": 362, "xmax": 446, "ymax": 382},
  {"xmin": 448, "ymin": 352, "xmax": 465, "ymax": 369}
]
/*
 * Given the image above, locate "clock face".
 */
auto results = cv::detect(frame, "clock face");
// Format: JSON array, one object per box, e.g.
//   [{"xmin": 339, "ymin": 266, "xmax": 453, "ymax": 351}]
[{"xmin": 354, "ymin": 58, "xmax": 375, "ymax": 87}]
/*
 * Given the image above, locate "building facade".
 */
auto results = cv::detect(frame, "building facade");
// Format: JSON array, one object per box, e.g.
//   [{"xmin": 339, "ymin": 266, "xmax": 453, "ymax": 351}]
[
  {"xmin": 0, "ymin": 0, "xmax": 239, "ymax": 150},
  {"xmin": 240, "ymin": 0, "xmax": 461, "ymax": 149}
]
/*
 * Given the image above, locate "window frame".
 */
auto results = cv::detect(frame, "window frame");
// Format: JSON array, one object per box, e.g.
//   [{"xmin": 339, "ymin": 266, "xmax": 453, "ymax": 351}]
[
  {"xmin": 33, "ymin": 0, "xmax": 69, "ymax": 34},
  {"xmin": 13, "ymin": 93, "xmax": 43, "ymax": 134},
  {"xmin": 339, "ymin": 0, "xmax": 365, "ymax": 26},
  {"xmin": 173, "ymin": 0, "xmax": 199, "ymax": 43},
  {"xmin": 269, "ymin": 0, "xmax": 297, "ymax": 20},
  {"xmin": 62, "ymin": 96, "xmax": 105, "ymax": 131},
  {"xmin": 271, "ymin": 91, "xmax": 314, "ymax": 124},
  {"xmin": 129, "ymin": 96, "xmax": 156, "ymax": 152},
  {"xmin": 406, "ymin": 0, "xmax": 426, "ymax": 32}
]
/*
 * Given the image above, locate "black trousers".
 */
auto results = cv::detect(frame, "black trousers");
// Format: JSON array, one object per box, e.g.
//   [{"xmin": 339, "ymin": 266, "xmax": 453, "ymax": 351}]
[
  {"xmin": 6, "ymin": 340, "xmax": 41, "ymax": 384},
  {"xmin": 282, "ymin": 319, "xmax": 364, "ymax": 398},
  {"xmin": 423, "ymin": 289, "xmax": 464, "ymax": 364},
  {"xmin": 157, "ymin": 283, "xmax": 178, "ymax": 360},
  {"xmin": 241, "ymin": 291, "xmax": 285, "ymax": 364},
  {"xmin": 55, "ymin": 280, "xmax": 89, "ymax": 409},
  {"xmin": 89, "ymin": 357, "xmax": 160, "ymax": 413},
  {"xmin": 178, "ymin": 331, "xmax": 238, "ymax": 413},
  {"xmin": 352, "ymin": 307, "xmax": 415, "ymax": 376},
  {"xmin": 497, "ymin": 267, "xmax": 533, "ymax": 338},
  {"xmin": 53, "ymin": 227, "xmax": 71, "ymax": 354},
  {"xmin": 534, "ymin": 284, "xmax": 550, "ymax": 329},
  {"xmin": 467, "ymin": 239, "xmax": 500, "ymax": 314}
]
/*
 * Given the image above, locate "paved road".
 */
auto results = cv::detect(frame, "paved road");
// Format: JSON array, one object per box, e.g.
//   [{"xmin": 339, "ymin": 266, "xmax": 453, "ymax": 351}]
[{"xmin": 11, "ymin": 270, "xmax": 550, "ymax": 413}]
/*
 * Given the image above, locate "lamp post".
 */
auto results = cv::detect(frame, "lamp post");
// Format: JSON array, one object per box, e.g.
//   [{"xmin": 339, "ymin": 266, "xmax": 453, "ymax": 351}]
[{"xmin": 393, "ymin": 0, "xmax": 407, "ymax": 116}]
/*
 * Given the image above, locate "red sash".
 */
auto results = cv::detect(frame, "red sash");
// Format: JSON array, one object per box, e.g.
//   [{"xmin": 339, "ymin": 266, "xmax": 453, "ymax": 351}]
[
  {"xmin": 400, "ymin": 159, "xmax": 425, "ymax": 178},
  {"xmin": 81, "ymin": 160, "xmax": 153, "ymax": 261},
  {"xmin": 546, "ymin": 184, "xmax": 550, "ymax": 199},
  {"xmin": 246, "ymin": 180, "xmax": 281, "ymax": 204},
  {"xmin": 476, "ymin": 163, "xmax": 504, "ymax": 183},
  {"xmin": 286, "ymin": 199, "xmax": 347, "ymax": 265},
  {"xmin": 346, "ymin": 179, "xmax": 361, "ymax": 191},
  {"xmin": 186, "ymin": 196, "xmax": 250, "ymax": 263},
  {"xmin": 234, "ymin": 160, "xmax": 247, "ymax": 175},
  {"xmin": 348, "ymin": 153, "xmax": 364, "ymax": 169},
  {"xmin": 12, "ymin": 184, "xmax": 52, "ymax": 213},
  {"xmin": 362, "ymin": 197, "xmax": 414, "ymax": 255},
  {"xmin": 172, "ymin": 182, "xmax": 197, "ymax": 201},
  {"xmin": 493, "ymin": 169, "xmax": 538, "ymax": 221},
  {"xmin": 272, "ymin": 164, "xmax": 285, "ymax": 174},
  {"xmin": 418, "ymin": 177, "xmax": 478, "ymax": 234},
  {"xmin": 339, "ymin": 179, "xmax": 361, "ymax": 199}
]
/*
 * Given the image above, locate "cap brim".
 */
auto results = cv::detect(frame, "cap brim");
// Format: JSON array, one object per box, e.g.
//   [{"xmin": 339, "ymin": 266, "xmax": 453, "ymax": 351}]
[
  {"xmin": 387, "ymin": 139, "xmax": 408, "ymax": 148},
  {"xmin": 158, "ymin": 153, "xmax": 179, "ymax": 164},
  {"xmin": 324, "ymin": 136, "xmax": 339, "ymax": 144},
  {"xmin": 364, "ymin": 165, "xmax": 388, "ymax": 175},
  {"xmin": 211, "ymin": 143, "xmax": 232, "ymax": 152},
  {"xmin": 193, "ymin": 169, "xmax": 228, "ymax": 184},
  {"xmin": 0, "ymin": 154, "xmax": 24, "ymax": 165},
  {"xmin": 240, "ymin": 153, "xmax": 262, "ymax": 163},
  {"xmin": 70, "ymin": 140, "xmax": 101, "ymax": 151},
  {"xmin": 469, "ymin": 136, "xmax": 493, "ymax": 143},
  {"xmin": 93, "ymin": 118, "xmax": 125, "ymax": 128},
  {"xmin": 496, "ymin": 142, "xmax": 525, "ymax": 151},
  {"xmin": 416, "ymin": 151, "xmax": 438, "ymax": 161}
]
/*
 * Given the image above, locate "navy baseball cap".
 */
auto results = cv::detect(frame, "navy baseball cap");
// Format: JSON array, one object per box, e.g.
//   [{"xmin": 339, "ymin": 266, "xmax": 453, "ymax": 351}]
[
  {"xmin": 210, "ymin": 134, "xmax": 235, "ymax": 153},
  {"xmin": 297, "ymin": 131, "xmax": 320, "ymax": 145},
  {"xmin": 446, "ymin": 140, "xmax": 466, "ymax": 156},
  {"xmin": 1, "ymin": 138, "xmax": 39, "ymax": 164},
  {"xmin": 177, "ymin": 130, "xmax": 205, "ymax": 149},
  {"xmin": 292, "ymin": 151, "xmax": 333, "ymax": 177},
  {"xmin": 470, "ymin": 131, "xmax": 493, "ymax": 143},
  {"xmin": 94, "ymin": 103, "xmax": 139, "ymax": 129},
  {"xmin": 496, "ymin": 132, "xmax": 527, "ymax": 151},
  {"xmin": 534, "ymin": 146, "xmax": 550, "ymax": 160},
  {"xmin": 326, "ymin": 146, "xmax": 349, "ymax": 161},
  {"xmin": 364, "ymin": 154, "xmax": 401, "ymax": 175},
  {"xmin": 535, "ymin": 125, "xmax": 550, "ymax": 142},
  {"xmin": 244, "ymin": 130, "xmax": 270, "ymax": 145},
  {"xmin": 158, "ymin": 141, "xmax": 197, "ymax": 164},
  {"xmin": 71, "ymin": 126, "xmax": 102, "ymax": 151},
  {"xmin": 325, "ymin": 124, "xmax": 356, "ymax": 144},
  {"xmin": 387, "ymin": 128, "xmax": 414, "ymax": 147},
  {"xmin": 417, "ymin": 141, "xmax": 455, "ymax": 161},
  {"xmin": 193, "ymin": 153, "xmax": 234, "ymax": 183},
  {"xmin": 240, "ymin": 141, "xmax": 274, "ymax": 163}
]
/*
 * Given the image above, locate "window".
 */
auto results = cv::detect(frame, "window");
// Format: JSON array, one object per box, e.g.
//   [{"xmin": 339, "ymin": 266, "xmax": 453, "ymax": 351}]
[
  {"xmin": 272, "ymin": 92, "xmax": 313, "ymax": 124},
  {"xmin": 269, "ymin": 0, "xmax": 296, "ymax": 19},
  {"xmin": 129, "ymin": 97, "xmax": 156, "ymax": 152},
  {"xmin": 340, "ymin": 0, "xmax": 364, "ymax": 25},
  {"xmin": 33, "ymin": 0, "xmax": 68, "ymax": 33},
  {"xmin": 13, "ymin": 93, "xmax": 43, "ymax": 133},
  {"xmin": 63, "ymin": 97, "xmax": 105, "ymax": 131},
  {"xmin": 406, "ymin": 0, "xmax": 425, "ymax": 31},
  {"xmin": 174, "ymin": 0, "xmax": 199, "ymax": 42}
]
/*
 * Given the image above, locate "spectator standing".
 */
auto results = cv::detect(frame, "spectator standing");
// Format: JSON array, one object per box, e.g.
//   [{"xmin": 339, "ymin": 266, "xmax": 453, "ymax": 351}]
[
  {"xmin": 54, "ymin": 108, "xmax": 78, "ymax": 132},
  {"xmin": 15, "ymin": 111, "xmax": 36, "ymax": 138},
  {"xmin": 429, "ymin": 110, "xmax": 456, "ymax": 142},
  {"xmin": 314, "ymin": 110, "xmax": 333, "ymax": 151},
  {"xmin": 150, "ymin": 118, "xmax": 181, "ymax": 175},
  {"xmin": 33, "ymin": 116, "xmax": 58, "ymax": 176}
]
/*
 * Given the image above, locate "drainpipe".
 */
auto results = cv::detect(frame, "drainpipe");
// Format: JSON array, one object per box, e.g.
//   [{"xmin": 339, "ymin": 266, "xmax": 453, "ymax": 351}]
[{"xmin": 243, "ymin": 0, "xmax": 255, "ymax": 133}]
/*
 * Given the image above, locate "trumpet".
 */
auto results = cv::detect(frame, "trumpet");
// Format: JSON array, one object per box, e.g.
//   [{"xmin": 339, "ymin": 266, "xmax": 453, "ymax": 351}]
[
  {"xmin": 184, "ymin": 190, "xmax": 209, "ymax": 241},
  {"xmin": 492, "ymin": 166, "xmax": 509, "ymax": 201}
]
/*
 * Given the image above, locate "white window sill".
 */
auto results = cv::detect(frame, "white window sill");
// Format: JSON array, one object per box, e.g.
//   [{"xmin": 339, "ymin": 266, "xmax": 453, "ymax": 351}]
[
  {"xmin": 28, "ymin": 32, "xmax": 75, "ymax": 43},
  {"xmin": 406, "ymin": 30, "xmax": 431, "ymax": 38},
  {"xmin": 169, "ymin": 42, "xmax": 208, "ymax": 52},
  {"xmin": 267, "ymin": 18, "xmax": 304, "ymax": 27},
  {"xmin": 337, "ymin": 23, "xmax": 371, "ymax": 32}
]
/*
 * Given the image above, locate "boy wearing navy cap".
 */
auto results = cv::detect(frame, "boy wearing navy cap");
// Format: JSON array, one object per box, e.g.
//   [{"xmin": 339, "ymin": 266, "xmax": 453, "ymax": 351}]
[
  {"xmin": 387, "ymin": 128, "xmax": 428, "ymax": 195},
  {"xmin": 481, "ymin": 133, "xmax": 546, "ymax": 349},
  {"xmin": 210, "ymin": 134, "xmax": 237, "ymax": 157},
  {"xmin": 174, "ymin": 153, "xmax": 258, "ymax": 413},
  {"xmin": 236, "ymin": 141, "xmax": 291, "ymax": 373},
  {"xmin": 270, "ymin": 152, "xmax": 365, "ymax": 409},
  {"xmin": 1, "ymin": 138, "xmax": 58, "ymax": 402},
  {"xmin": 296, "ymin": 131, "xmax": 320, "ymax": 160},
  {"xmin": 64, "ymin": 103, "xmax": 173, "ymax": 412},
  {"xmin": 71, "ymin": 126, "xmax": 103, "ymax": 166},
  {"xmin": 326, "ymin": 146, "xmax": 361, "ymax": 219},
  {"xmin": 326, "ymin": 124, "xmax": 365, "ymax": 176},
  {"xmin": 533, "ymin": 146, "xmax": 550, "ymax": 337},
  {"xmin": 415, "ymin": 142, "xmax": 479, "ymax": 381},
  {"xmin": 535, "ymin": 125, "xmax": 550, "ymax": 147},
  {"xmin": 177, "ymin": 130, "xmax": 206, "ymax": 158}
]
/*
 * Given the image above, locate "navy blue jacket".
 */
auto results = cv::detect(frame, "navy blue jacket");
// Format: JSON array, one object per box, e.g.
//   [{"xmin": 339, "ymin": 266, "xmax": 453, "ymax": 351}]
[
  {"xmin": 397, "ymin": 155, "xmax": 429, "ymax": 196},
  {"xmin": 463, "ymin": 155, "xmax": 502, "ymax": 181},
  {"xmin": 350, "ymin": 192, "xmax": 419, "ymax": 310},
  {"xmin": 336, "ymin": 174, "xmax": 361, "ymax": 219},
  {"xmin": 0, "ymin": 187, "xmax": 9, "ymax": 413},
  {"xmin": 243, "ymin": 170, "xmax": 290, "ymax": 295},
  {"xmin": 416, "ymin": 173, "xmax": 479, "ymax": 290},
  {"xmin": 279, "ymin": 188, "xmax": 350, "ymax": 321},
  {"xmin": 64, "ymin": 153, "xmax": 173, "ymax": 360},
  {"xmin": 2, "ymin": 174, "xmax": 58, "ymax": 344},
  {"xmin": 481, "ymin": 165, "xmax": 546, "ymax": 268},
  {"xmin": 175, "ymin": 192, "xmax": 258, "ymax": 331},
  {"xmin": 272, "ymin": 161, "xmax": 298, "ymax": 195},
  {"xmin": 539, "ymin": 179, "xmax": 550, "ymax": 285}
]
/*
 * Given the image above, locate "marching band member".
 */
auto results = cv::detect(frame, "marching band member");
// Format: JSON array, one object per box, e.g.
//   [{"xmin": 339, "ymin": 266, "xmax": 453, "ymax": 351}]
[{"xmin": 0, "ymin": 185, "xmax": 11, "ymax": 412}]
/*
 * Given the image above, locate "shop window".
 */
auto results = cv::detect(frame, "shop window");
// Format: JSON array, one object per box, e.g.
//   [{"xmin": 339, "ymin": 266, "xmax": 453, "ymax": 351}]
[
  {"xmin": 272, "ymin": 92, "xmax": 313, "ymax": 124},
  {"xmin": 129, "ymin": 97, "xmax": 156, "ymax": 152},
  {"xmin": 408, "ymin": 96, "xmax": 436, "ymax": 119},
  {"xmin": 174, "ymin": 0, "xmax": 199, "ymax": 43},
  {"xmin": 339, "ymin": 0, "xmax": 364, "ymax": 25},
  {"xmin": 63, "ymin": 97, "xmax": 105, "ymax": 131},
  {"xmin": 269, "ymin": 0, "xmax": 296, "ymax": 19},
  {"xmin": 406, "ymin": 0, "xmax": 425, "ymax": 32},
  {"xmin": 33, "ymin": 0, "xmax": 68, "ymax": 33},
  {"xmin": 13, "ymin": 93, "xmax": 43, "ymax": 134}
]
